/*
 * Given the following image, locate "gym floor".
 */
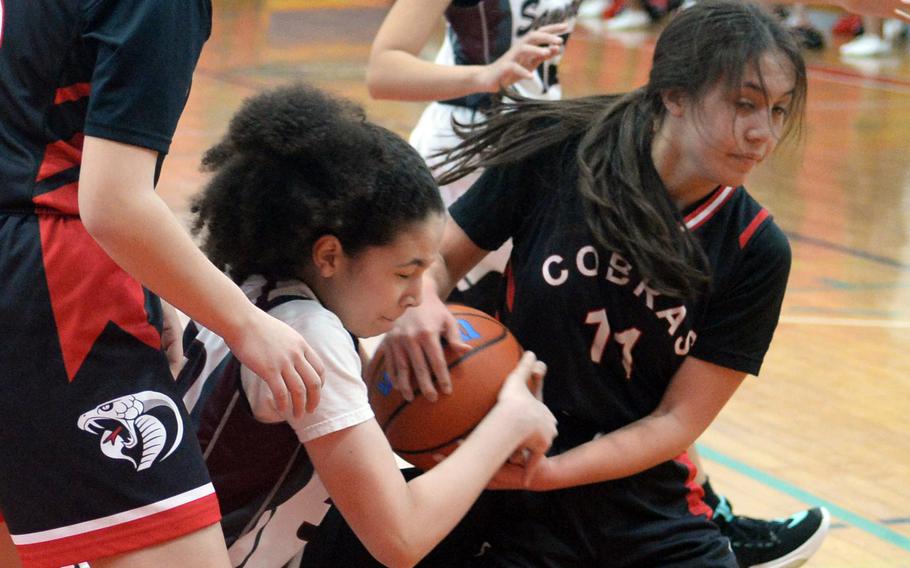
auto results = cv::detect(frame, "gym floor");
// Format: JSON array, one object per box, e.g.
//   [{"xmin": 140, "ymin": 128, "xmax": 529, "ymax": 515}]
[{"xmin": 157, "ymin": 1, "xmax": 910, "ymax": 565}]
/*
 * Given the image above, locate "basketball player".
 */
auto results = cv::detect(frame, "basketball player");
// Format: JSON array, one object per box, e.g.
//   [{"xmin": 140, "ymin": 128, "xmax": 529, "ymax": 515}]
[
  {"xmin": 368, "ymin": 0, "xmax": 573, "ymax": 205},
  {"xmin": 368, "ymin": 1, "xmax": 829, "ymax": 566},
  {"xmin": 375, "ymin": 2, "xmax": 830, "ymax": 566},
  {"xmin": 178, "ymin": 83, "xmax": 557, "ymax": 568},
  {"xmin": 368, "ymin": 0, "xmax": 573, "ymax": 316},
  {"xmin": 0, "ymin": 2, "xmax": 324, "ymax": 567}
]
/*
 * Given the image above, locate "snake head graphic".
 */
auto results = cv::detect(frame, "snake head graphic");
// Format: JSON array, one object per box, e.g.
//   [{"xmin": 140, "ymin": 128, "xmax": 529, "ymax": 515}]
[{"xmin": 77, "ymin": 391, "xmax": 184, "ymax": 471}]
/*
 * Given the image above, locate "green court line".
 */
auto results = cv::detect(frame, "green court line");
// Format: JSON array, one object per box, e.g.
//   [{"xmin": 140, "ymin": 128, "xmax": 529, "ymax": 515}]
[{"xmin": 697, "ymin": 444, "xmax": 910, "ymax": 552}]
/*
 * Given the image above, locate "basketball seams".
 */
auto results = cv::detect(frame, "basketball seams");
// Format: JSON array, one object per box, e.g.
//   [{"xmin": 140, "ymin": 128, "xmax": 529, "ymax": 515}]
[
  {"xmin": 380, "ymin": 329, "xmax": 508, "ymax": 433},
  {"xmin": 366, "ymin": 306, "xmax": 523, "ymax": 470},
  {"xmin": 444, "ymin": 326, "xmax": 509, "ymax": 368}
]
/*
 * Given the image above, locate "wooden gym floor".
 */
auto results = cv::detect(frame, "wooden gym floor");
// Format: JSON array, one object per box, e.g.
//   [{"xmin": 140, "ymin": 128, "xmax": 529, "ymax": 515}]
[{"xmin": 157, "ymin": 2, "xmax": 910, "ymax": 565}]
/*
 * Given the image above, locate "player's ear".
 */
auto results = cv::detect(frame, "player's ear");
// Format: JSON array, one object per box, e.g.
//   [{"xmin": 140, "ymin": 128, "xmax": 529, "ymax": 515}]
[
  {"xmin": 311, "ymin": 235, "xmax": 345, "ymax": 277},
  {"xmin": 661, "ymin": 88, "xmax": 687, "ymax": 117}
]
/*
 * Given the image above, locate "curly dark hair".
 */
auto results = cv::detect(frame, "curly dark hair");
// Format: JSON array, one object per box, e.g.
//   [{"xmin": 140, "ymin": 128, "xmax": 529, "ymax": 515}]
[{"xmin": 190, "ymin": 83, "xmax": 444, "ymax": 283}]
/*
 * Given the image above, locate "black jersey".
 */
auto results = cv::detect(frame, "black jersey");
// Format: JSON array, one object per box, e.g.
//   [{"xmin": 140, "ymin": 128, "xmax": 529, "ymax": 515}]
[
  {"xmin": 0, "ymin": 3, "xmax": 216, "ymax": 565},
  {"xmin": 0, "ymin": 0, "xmax": 211, "ymax": 383},
  {"xmin": 449, "ymin": 144, "xmax": 790, "ymax": 436},
  {"xmin": 0, "ymin": 0, "xmax": 211, "ymax": 213}
]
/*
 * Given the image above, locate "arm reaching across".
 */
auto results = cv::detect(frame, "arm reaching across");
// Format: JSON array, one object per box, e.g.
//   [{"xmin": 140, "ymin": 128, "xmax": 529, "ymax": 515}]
[
  {"xmin": 307, "ymin": 351, "xmax": 556, "ymax": 568},
  {"xmin": 367, "ymin": 0, "xmax": 567, "ymax": 101},
  {"xmin": 489, "ymin": 357, "xmax": 745, "ymax": 491},
  {"xmin": 78, "ymin": 136, "xmax": 325, "ymax": 418}
]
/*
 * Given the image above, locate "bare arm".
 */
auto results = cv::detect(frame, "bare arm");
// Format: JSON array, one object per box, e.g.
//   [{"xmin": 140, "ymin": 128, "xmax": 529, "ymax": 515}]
[
  {"xmin": 78, "ymin": 136, "xmax": 324, "ymax": 417},
  {"xmin": 367, "ymin": 0, "xmax": 566, "ymax": 101},
  {"xmin": 493, "ymin": 357, "xmax": 745, "ymax": 490},
  {"xmin": 305, "ymin": 353, "xmax": 556, "ymax": 568}
]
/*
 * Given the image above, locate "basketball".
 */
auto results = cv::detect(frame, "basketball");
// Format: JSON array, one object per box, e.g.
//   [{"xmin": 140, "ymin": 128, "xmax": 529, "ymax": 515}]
[{"xmin": 366, "ymin": 304, "xmax": 523, "ymax": 471}]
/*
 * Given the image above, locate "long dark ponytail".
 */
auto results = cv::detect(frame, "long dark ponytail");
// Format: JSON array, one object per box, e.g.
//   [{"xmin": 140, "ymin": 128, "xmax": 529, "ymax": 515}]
[{"xmin": 438, "ymin": 0, "xmax": 806, "ymax": 299}]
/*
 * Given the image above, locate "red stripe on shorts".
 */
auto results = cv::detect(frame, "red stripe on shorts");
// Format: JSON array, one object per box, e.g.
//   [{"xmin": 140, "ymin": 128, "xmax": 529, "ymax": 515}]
[
  {"xmin": 676, "ymin": 451, "xmax": 713, "ymax": 519},
  {"xmin": 14, "ymin": 492, "xmax": 220, "ymax": 568}
]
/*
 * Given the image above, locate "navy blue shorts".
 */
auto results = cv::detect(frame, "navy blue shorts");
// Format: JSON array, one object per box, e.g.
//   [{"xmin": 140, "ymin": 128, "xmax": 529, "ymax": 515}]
[{"xmin": 0, "ymin": 212, "xmax": 219, "ymax": 567}]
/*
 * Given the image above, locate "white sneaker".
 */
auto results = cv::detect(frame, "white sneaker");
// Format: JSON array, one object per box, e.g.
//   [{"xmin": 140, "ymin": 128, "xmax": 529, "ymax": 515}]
[
  {"xmin": 839, "ymin": 34, "xmax": 892, "ymax": 57},
  {"xmin": 605, "ymin": 8, "xmax": 651, "ymax": 31},
  {"xmin": 883, "ymin": 18, "xmax": 907, "ymax": 43},
  {"xmin": 578, "ymin": 0, "xmax": 610, "ymax": 19}
]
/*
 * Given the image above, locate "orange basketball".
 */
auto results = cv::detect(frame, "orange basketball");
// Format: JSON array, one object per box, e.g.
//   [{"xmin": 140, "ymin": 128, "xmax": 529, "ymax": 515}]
[{"xmin": 366, "ymin": 304, "xmax": 523, "ymax": 471}]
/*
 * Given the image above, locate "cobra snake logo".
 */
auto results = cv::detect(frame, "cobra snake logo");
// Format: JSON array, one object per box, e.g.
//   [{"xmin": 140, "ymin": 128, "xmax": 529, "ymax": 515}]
[{"xmin": 77, "ymin": 391, "xmax": 184, "ymax": 471}]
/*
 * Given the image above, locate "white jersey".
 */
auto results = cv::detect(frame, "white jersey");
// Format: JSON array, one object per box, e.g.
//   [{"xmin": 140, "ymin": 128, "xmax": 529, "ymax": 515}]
[{"xmin": 179, "ymin": 276, "xmax": 373, "ymax": 568}]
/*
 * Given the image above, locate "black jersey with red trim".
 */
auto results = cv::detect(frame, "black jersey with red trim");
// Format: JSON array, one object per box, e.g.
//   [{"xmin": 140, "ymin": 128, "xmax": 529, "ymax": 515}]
[
  {"xmin": 0, "ymin": 0, "xmax": 211, "ymax": 385},
  {"xmin": 449, "ymin": 143, "xmax": 790, "ymax": 436},
  {"xmin": 0, "ymin": 0, "xmax": 212, "ymax": 213}
]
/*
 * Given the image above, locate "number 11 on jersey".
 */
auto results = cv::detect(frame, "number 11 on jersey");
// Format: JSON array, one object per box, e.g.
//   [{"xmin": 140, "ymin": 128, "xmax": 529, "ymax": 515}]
[{"xmin": 585, "ymin": 308, "xmax": 641, "ymax": 380}]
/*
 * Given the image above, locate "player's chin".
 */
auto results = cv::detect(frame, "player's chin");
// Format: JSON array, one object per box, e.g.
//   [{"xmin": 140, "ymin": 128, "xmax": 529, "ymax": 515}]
[
  {"xmin": 725, "ymin": 155, "xmax": 760, "ymax": 180},
  {"xmin": 362, "ymin": 316, "xmax": 397, "ymax": 338}
]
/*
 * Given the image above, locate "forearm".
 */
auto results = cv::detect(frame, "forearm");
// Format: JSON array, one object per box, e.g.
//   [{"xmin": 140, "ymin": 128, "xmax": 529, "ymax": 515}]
[
  {"xmin": 544, "ymin": 411, "xmax": 699, "ymax": 489},
  {"xmin": 80, "ymin": 162, "xmax": 253, "ymax": 345},
  {"xmin": 535, "ymin": 358, "xmax": 744, "ymax": 491},
  {"xmin": 367, "ymin": 50, "xmax": 488, "ymax": 101},
  {"xmin": 432, "ymin": 219, "xmax": 491, "ymax": 299},
  {"xmin": 425, "ymin": 250, "xmax": 463, "ymax": 301},
  {"xmin": 318, "ymin": 402, "xmax": 534, "ymax": 568}
]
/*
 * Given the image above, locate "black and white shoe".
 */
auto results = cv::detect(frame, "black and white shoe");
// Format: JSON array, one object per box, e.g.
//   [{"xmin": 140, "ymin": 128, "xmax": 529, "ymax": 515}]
[{"xmin": 713, "ymin": 497, "xmax": 831, "ymax": 568}]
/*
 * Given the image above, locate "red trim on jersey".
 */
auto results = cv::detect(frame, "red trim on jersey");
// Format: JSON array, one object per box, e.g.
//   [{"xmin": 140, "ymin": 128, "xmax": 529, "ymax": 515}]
[
  {"xmin": 684, "ymin": 186, "xmax": 737, "ymax": 232},
  {"xmin": 14, "ymin": 493, "xmax": 220, "ymax": 568},
  {"xmin": 675, "ymin": 451, "xmax": 713, "ymax": 519},
  {"xmin": 32, "ymin": 181, "xmax": 79, "ymax": 216},
  {"xmin": 54, "ymin": 83, "xmax": 91, "ymax": 105},
  {"xmin": 738, "ymin": 208, "xmax": 770, "ymax": 249},
  {"xmin": 35, "ymin": 133, "xmax": 84, "ymax": 182},
  {"xmin": 38, "ymin": 213, "xmax": 161, "ymax": 381}
]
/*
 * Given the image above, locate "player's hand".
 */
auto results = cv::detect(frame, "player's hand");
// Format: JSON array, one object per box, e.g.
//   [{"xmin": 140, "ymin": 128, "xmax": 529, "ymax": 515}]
[
  {"xmin": 159, "ymin": 300, "xmax": 185, "ymax": 379},
  {"xmin": 370, "ymin": 294, "xmax": 470, "ymax": 403},
  {"xmin": 474, "ymin": 23, "xmax": 568, "ymax": 93},
  {"xmin": 493, "ymin": 352, "xmax": 557, "ymax": 486},
  {"xmin": 228, "ymin": 306, "xmax": 326, "ymax": 418},
  {"xmin": 488, "ymin": 454, "xmax": 559, "ymax": 491}
]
